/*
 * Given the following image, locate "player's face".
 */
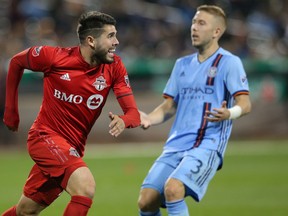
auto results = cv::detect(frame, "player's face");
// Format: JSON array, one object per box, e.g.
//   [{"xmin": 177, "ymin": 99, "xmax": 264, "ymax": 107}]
[
  {"xmin": 92, "ymin": 25, "xmax": 119, "ymax": 64},
  {"xmin": 190, "ymin": 11, "xmax": 218, "ymax": 50}
]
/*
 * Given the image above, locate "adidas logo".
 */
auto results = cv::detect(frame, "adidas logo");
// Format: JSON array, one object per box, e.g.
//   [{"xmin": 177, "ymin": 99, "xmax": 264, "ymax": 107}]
[{"xmin": 60, "ymin": 73, "xmax": 71, "ymax": 81}]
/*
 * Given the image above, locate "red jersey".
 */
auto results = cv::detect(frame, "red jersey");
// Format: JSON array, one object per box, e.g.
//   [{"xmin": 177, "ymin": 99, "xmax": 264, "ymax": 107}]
[{"xmin": 4, "ymin": 46, "xmax": 140, "ymax": 155}]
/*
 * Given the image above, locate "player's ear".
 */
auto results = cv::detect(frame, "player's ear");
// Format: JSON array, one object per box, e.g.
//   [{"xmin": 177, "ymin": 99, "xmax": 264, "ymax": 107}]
[
  {"xmin": 212, "ymin": 27, "xmax": 222, "ymax": 39},
  {"xmin": 87, "ymin": 36, "xmax": 96, "ymax": 49}
]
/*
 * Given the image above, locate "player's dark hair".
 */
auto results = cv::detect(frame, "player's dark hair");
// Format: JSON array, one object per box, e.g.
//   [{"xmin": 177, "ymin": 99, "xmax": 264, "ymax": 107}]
[{"xmin": 77, "ymin": 11, "xmax": 116, "ymax": 43}]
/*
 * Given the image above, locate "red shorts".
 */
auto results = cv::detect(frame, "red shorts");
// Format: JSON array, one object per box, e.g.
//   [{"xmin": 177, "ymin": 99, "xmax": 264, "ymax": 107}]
[{"xmin": 23, "ymin": 128, "xmax": 87, "ymax": 206}]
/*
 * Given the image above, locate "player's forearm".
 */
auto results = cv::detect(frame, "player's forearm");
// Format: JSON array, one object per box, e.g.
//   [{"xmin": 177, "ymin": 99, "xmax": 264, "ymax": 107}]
[
  {"xmin": 3, "ymin": 57, "xmax": 26, "ymax": 128},
  {"xmin": 147, "ymin": 110, "xmax": 167, "ymax": 126},
  {"xmin": 117, "ymin": 94, "xmax": 141, "ymax": 128},
  {"xmin": 119, "ymin": 108, "xmax": 141, "ymax": 128},
  {"xmin": 148, "ymin": 100, "xmax": 176, "ymax": 126},
  {"xmin": 238, "ymin": 102, "xmax": 251, "ymax": 117},
  {"xmin": 233, "ymin": 94, "xmax": 252, "ymax": 118}
]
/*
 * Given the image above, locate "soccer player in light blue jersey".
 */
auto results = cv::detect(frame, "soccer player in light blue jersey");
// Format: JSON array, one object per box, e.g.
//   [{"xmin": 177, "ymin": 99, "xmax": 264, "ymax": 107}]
[{"xmin": 137, "ymin": 5, "xmax": 252, "ymax": 216}]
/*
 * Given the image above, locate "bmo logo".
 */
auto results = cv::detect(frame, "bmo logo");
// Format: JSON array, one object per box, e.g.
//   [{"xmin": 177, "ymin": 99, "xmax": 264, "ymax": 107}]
[
  {"xmin": 54, "ymin": 89, "xmax": 103, "ymax": 110},
  {"xmin": 87, "ymin": 94, "xmax": 103, "ymax": 109}
]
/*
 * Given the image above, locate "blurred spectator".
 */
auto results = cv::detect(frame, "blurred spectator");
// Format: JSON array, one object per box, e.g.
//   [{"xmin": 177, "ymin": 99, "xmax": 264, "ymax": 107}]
[
  {"xmin": 1, "ymin": 0, "xmax": 288, "ymax": 142},
  {"xmin": 0, "ymin": 0, "xmax": 286, "ymax": 60}
]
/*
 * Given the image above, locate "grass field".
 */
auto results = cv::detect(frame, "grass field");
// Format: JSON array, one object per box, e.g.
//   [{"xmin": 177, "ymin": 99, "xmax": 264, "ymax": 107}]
[{"xmin": 0, "ymin": 140, "xmax": 288, "ymax": 216}]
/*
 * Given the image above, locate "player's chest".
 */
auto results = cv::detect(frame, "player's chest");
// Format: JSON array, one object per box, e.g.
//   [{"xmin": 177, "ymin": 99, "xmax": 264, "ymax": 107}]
[
  {"xmin": 179, "ymin": 63, "xmax": 223, "ymax": 87},
  {"xmin": 47, "ymin": 69, "xmax": 113, "ymax": 95}
]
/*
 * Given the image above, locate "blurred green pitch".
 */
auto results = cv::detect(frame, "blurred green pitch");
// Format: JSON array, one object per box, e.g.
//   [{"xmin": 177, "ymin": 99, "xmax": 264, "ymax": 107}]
[{"xmin": 0, "ymin": 140, "xmax": 288, "ymax": 216}]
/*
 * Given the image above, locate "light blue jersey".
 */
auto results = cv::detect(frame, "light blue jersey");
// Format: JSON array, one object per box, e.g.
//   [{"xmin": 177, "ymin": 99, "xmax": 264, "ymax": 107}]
[
  {"xmin": 140, "ymin": 48, "xmax": 250, "ymax": 205},
  {"xmin": 163, "ymin": 48, "xmax": 249, "ymax": 158}
]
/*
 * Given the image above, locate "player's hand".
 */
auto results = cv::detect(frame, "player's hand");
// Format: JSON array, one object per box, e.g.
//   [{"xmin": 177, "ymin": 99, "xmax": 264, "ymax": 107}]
[
  {"xmin": 3, "ymin": 111, "xmax": 19, "ymax": 132},
  {"xmin": 108, "ymin": 112, "xmax": 125, "ymax": 137},
  {"xmin": 139, "ymin": 110, "xmax": 151, "ymax": 130},
  {"xmin": 205, "ymin": 101, "xmax": 230, "ymax": 122},
  {"xmin": 6, "ymin": 125, "xmax": 18, "ymax": 132}
]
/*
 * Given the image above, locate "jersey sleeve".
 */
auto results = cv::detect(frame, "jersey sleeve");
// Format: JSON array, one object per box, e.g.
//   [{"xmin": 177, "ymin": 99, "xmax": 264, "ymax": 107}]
[
  {"xmin": 3, "ymin": 46, "xmax": 56, "ymax": 130},
  {"xmin": 112, "ymin": 58, "xmax": 132, "ymax": 96},
  {"xmin": 112, "ymin": 57, "xmax": 140, "ymax": 128},
  {"xmin": 25, "ymin": 46, "xmax": 56, "ymax": 73},
  {"xmin": 163, "ymin": 59, "xmax": 181, "ymax": 102},
  {"xmin": 224, "ymin": 56, "xmax": 249, "ymax": 97}
]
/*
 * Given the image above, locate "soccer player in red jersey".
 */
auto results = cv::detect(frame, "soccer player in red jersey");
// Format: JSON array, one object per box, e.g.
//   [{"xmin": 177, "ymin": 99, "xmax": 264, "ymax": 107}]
[{"xmin": 2, "ymin": 11, "xmax": 140, "ymax": 216}]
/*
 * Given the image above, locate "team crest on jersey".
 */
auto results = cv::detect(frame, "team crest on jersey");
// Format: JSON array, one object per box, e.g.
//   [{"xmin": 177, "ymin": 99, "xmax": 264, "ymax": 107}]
[
  {"xmin": 93, "ymin": 76, "xmax": 107, "ymax": 91},
  {"xmin": 124, "ymin": 75, "xmax": 130, "ymax": 88},
  {"xmin": 32, "ymin": 46, "xmax": 43, "ymax": 57},
  {"xmin": 208, "ymin": 66, "xmax": 217, "ymax": 77}
]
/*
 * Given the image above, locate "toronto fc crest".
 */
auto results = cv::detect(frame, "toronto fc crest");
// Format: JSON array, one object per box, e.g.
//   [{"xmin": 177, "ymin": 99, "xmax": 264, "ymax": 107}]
[{"xmin": 93, "ymin": 76, "xmax": 107, "ymax": 91}]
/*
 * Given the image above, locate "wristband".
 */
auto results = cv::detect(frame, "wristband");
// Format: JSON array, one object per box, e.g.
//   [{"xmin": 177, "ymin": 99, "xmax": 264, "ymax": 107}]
[{"xmin": 228, "ymin": 105, "xmax": 242, "ymax": 119}]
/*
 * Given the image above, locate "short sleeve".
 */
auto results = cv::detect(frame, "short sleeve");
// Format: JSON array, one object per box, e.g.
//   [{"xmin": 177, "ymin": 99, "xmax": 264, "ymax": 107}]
[
  {"xmin": 163, "ymin": 59, "xmax": 181, "ymax": 100},
  {"xmin": 224, "ymin": 56, "xmax": 249, "ymax": 97}
]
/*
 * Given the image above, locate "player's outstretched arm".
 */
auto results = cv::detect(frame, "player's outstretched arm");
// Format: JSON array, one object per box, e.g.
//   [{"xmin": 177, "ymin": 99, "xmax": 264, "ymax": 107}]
[
  {"xmin": 139, "ymin": 110, "xmax": 151, "ymax": 130},
  {"xmin": 140, "ymin": 97, "xmax": 176, "ymax": 129},
  {"xmin": 3, "ymin": 50, "xmax": 31, "ymax": 131}
]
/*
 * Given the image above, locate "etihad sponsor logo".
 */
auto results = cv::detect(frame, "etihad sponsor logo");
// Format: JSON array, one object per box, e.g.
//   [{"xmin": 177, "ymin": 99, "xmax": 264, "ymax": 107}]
[
  {"xmin": 181, "ymin": 87, "xmax": 214, "ymax": 95},
  {"xmin": 53, "ymin": 89, "xmax": 103, "ymax": 110}
]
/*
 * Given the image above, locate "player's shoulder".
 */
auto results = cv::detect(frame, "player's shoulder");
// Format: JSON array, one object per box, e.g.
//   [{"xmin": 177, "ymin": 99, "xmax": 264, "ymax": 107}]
[
  {"xmin": 55, "ymin": 46, "xmax": 78, "ymax": 56},
  {"xmin": 175, "ymin": 53, "xmax": 196, "ymax": 65},
  {"xmin": 218, "ymin": 48, "xmax": 242, "ymax": 62},
  {"xmin": 30, "ymin": 45, "xmax": 76, "ymax": 56},
  {"xmin": 112, "ymin": 54, "xmax": 123, "ymax": 65},
  {"xmin": 108, "ymin": 54, "xmax": 125, "ymax": 69}
]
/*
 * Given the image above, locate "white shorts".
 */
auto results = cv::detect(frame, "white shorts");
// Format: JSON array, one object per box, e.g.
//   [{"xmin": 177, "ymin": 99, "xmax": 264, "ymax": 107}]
[{"xmin": 141, "ymin": 147, "xmax": 221, "ymax": 202}]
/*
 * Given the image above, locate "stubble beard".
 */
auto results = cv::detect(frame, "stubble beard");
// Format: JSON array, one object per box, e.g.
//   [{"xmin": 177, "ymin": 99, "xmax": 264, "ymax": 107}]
[
  {"xmin": 91, "ymin": 48, "xmax": 114, "ymax": 65},
  {"xmin": 192, "ymin": 39, "xmax": 202, "ymax": 50}
]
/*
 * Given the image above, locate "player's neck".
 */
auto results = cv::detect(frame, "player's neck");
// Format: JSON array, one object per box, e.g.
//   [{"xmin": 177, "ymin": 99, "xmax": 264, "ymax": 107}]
[
  {"xmin": 79, "ymin": 45, "xmax": 99, "ymax": 67},
  {"xmin": 197, "ymin": 43, "xmax": 220, "ymax": 62}
]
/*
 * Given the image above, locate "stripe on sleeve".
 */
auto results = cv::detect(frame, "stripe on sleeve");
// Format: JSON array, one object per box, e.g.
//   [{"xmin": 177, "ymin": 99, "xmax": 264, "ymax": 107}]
[
  {"xmin": 233, "ymin": 90, "xmax": 249, "ymax": 97},
  {"xmin": 163, "ymin": 93, "xmax": 174, "ymax": 99},
  {"xmin": 116, "ymin": 93, "xmax": 133, "ymax": 99}
]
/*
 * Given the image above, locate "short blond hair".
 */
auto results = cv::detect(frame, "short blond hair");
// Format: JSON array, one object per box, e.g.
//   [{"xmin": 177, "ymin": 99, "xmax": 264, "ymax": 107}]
[{"xmin": 197, "ymin": 5, "xmax": 227, "ymax": 29}]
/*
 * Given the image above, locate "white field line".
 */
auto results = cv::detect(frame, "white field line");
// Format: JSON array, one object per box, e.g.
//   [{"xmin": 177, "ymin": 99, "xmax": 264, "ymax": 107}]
[{"xmin": 84, "ymin": 141, "xmax": 288, "ymax": 159}]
